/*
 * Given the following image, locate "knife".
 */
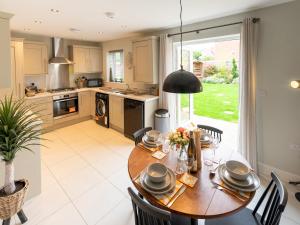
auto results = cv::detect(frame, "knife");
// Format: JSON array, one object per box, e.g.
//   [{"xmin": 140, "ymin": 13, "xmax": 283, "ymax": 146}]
[{"xmin": 167, "ymin": 186, "xmax": 187, "ymax": 207}]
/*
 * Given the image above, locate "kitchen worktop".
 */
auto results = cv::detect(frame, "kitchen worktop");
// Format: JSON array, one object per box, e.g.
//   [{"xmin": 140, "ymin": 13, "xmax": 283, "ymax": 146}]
[{"xmin": 25, "ymin": 87, "xmax": 159, "ymax": 102}]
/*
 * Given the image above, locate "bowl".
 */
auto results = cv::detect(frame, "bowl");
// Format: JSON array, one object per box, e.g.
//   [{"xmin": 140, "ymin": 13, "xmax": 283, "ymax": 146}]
[
  {"xmin": 225, "ymin": 160, "xmax": 250, "ymax": 181},
  {"xmin": 146, "ymin": 163, "xmax": 168, "ymax": 183},
  {"xmin": 146, "ymin": 130, "xmax": 160, "ymax": 142}
]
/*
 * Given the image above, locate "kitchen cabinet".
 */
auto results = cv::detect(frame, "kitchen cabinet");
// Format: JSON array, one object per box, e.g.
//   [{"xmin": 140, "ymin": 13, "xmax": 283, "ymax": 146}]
[
  {"xmin": 24, "ymin": 42, "xmax": 48, "ymax": 75},
  {"xmin": 79, "ymin": 91, "xmax": 91, "ymax": 117},
  {"xmin": 109, "ymin": 95, "xmax": 124, "ymax": 131},
  {"xmin": 132, "ymin": 36, "xmax": 159, "ymax": 84},
  {"xmin": 11, "ymin": 39, "xmax": 24, "ymax": 99},
  {"xmin": 25, "ymin": 97, "xmax": 53, "ymax": 129},
  {"xmin": 90, "ymin": 91, "xmax": 96, "ymax": 118},
  {"xmin": 71, "ymin": 46, "xmax": 102, "ymax": 74}
]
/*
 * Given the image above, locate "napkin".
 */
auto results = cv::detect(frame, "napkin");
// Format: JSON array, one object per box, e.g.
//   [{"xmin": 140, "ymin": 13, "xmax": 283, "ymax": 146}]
[
  {"xmin": 152, "ymin": 151, "xmax": 167, "ymax": 160},
  {"xmin": 179, "ymin": 173, "xmax": 198, "ymax": 188},
  {"xmin": 137, "ymin": 143, "xmax": 157, "ymax": 152}
]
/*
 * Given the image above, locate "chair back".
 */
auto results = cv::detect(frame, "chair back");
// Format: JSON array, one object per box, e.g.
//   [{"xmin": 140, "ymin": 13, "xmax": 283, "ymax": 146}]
[
  {"xmin": 197, "ymin": 125, "xmax": 223, "ymax": 142},
  {"xmin": 133, "ymin": 127, "xmax": 152, "ymax": 145},
  {"xmin": 253, "ymin": 172, "xmax": 288, "ymax": 225},
  {"xmin": 128, "ymin": 187, "xmax": 172, "ymax": 225}
]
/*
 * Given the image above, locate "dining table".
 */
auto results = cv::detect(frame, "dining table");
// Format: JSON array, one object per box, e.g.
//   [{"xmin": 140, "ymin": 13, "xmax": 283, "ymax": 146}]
[{"xmin": 127, "ymin": 144, "xmax": 256, "ymax": 225}]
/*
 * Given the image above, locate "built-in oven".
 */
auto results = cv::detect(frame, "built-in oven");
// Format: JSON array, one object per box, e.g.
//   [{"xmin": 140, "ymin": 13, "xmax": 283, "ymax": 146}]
[{"xmin": 53, "ymin": 93, "xmax": 78, "ymax": 119}]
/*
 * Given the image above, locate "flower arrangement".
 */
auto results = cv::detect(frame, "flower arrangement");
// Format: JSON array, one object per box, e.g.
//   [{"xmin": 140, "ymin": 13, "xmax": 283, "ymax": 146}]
[{"xmin": 168, "ymin": 127, "xmax": 190, "ymax": 149}]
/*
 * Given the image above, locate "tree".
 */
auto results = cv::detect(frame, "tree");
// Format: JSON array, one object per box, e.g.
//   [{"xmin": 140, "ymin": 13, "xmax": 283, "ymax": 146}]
[
  {"xmin": 193, "ymin": 51, "xmax": 202, "ymax": 61},
  {"xmin": 231, "ymin": 58, "xmax": 239, "ymax": 79}
]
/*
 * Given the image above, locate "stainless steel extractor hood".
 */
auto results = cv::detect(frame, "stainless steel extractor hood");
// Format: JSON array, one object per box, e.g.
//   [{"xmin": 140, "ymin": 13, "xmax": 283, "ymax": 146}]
[{"xmin": 49, "ymin": 37, "xmax": 73, "ymax": 64}]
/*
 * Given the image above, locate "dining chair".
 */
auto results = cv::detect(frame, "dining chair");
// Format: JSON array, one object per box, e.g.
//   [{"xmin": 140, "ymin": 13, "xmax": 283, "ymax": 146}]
[
  {"xmin": 128, "ymin": 187, "xmax": 192, "ymax": 225},
  {"xmin": 197, "ymin": 125, "xmax": 223, "ymax": 142},
  {"xmin": 205, "ymin": 172, "xmax": 288, "ymax": 225},
  {"xmin": 133, "ymin": 127, "xmax": 152, "ymax": 146}
]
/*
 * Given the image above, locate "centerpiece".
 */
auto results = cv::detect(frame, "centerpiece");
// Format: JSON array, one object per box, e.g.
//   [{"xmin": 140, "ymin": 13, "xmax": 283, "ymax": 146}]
[{"xmin": 168, "ymin": 127, "xmax": 190, "ymax": 174}]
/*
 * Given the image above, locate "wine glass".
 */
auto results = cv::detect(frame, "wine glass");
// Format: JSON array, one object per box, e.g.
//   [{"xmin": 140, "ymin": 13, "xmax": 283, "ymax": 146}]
[{"xmin": 204, "ymin": 134, "xmax": 214, "ymax": 166}]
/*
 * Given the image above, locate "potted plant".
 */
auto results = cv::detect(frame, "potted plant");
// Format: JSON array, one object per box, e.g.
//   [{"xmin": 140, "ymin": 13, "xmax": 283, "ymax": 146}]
[
  {"xmin": 0, "ymin": 95, "xmax": 42, "ymax": 224},
  {"xmin": 193, "ymin": 51, "xmax": 204, "ymax": 78}
]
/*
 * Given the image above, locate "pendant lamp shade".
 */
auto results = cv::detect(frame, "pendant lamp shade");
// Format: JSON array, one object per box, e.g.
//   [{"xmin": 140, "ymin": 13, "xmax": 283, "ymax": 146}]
[
  {"xmin": 162, "ymin": 0, "xmax": 202, "ymax": 94},
  {"xmin": 163, "ymin": 68, "xmax": 202, "ymax": 93}
]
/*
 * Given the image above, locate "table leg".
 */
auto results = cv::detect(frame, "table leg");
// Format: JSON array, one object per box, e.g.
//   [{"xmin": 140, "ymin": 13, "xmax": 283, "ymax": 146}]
[{"xmin": 191, "ymin": 218, "xmax": 198, "ymax": 225}]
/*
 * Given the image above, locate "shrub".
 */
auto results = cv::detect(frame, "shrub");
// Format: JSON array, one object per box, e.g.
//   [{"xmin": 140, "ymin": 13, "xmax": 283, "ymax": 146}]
[
  {"xmin": 204, "ymin": 65, "xmax": 218, "ymax": 77},
  {"xmin": 231, "ymin": 58, "xmax": 239, "ymax": 79},
  {"xmin": 193, "ymin": 51, "xmax": 202, "ymax": 61}
]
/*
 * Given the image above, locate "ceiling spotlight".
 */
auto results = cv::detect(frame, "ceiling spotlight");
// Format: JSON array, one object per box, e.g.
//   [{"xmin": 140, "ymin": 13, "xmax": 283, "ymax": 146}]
[
  {"xmin": 23, "ymin": 28, "xmax": 31, "ymax": 32},
  {"xmin": 70, "ymin": 28, "xmax": 80, "ymax": 32},
  {"xmin": 34, "ymin": 20, "xmax": 42, "ymax": 24},
  {"xmin": 98, "ymin": 31, "xmax": 104, "ymax": 35},
  {"xmin": 290, "ymin": 80, "xmax": 300, "ymax": 89},
  {"xmin": 50, "ymin": 9, "xmax": 60, "ymax": 13},
  {"xmin": 104, "ymin": 12, "xmax": 115, "ymax": 19}
]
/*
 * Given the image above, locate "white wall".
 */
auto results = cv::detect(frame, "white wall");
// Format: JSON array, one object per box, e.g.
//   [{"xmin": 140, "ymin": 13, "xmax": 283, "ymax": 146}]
[{"xmin": 146, "ymin": 1, "xmax": 300, "ymax": 176}]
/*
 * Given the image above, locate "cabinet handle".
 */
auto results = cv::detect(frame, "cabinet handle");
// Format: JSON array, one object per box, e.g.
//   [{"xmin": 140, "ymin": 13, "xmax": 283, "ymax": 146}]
[{"xmin": 18, "ymin": 83, "xmax": 21, "ymax": 98}]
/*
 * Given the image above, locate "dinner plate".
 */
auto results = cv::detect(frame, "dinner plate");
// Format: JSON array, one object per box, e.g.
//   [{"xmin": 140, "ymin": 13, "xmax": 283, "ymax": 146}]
[
  {"xmin": 142, "ymin": 136, "xmax": 158, "ymax": 147},
  {"xmin": 221, "ymin": 164, "xmax": 254, "ymax": 187},
  {"xmin": 142, "ymin": 171, "xmax": 171, "ymax": 191},
  {"xmin": 140, "ymin": 168, "xmax": 176, "ymax": 195},
  {"xmin": 218, "ymin": 164, "xmax": 260, "ymax": 192}
]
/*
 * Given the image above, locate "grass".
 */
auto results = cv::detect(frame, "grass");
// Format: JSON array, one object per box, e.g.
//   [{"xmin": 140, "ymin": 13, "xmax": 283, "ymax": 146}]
[{"xmin": 180, "ymin": 83, "xmax": 239, "ymax": 123}]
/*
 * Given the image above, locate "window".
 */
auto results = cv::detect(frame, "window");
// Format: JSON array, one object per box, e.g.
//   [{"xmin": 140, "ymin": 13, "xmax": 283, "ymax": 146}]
[{"xmin": 108, "ymin": 50, "xmax": 124, "ymax": 83}]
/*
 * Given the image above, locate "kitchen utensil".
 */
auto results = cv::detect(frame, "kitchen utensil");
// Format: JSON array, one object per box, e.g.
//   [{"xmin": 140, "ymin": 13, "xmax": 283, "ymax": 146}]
[
  {"xmin": 166, "ymin": 186, "xmax": 187, "ymax": 207},
  {"xmin": 214, "ymin": 185, "xmax": 247, "ymax": 202},
  {"xmin": 225, "ymin": 160, "xmax": 250, "ymax": 181}
]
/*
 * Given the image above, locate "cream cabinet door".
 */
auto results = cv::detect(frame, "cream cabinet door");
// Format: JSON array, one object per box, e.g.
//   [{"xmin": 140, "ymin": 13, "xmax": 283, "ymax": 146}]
[
  {"xmin": 79, "ymin": 91, "xmax": 91, "ymax": 117},
  {"xmin": 11, "ymin": 40, "xmax": 24, "ymax": 99},
  {"xmin": 24, "ymin": 42, "xmax": 48, "ymax": 75},
  {"xmin": 90, "ymin": 91, "xmax": 96, "ymax": 118},
  {"xmin": 109, "ymin": 95, "xmax": 124, "ymax": 130},
  {"xmin": 133, "ymin": 40, "xmax": 152, "ymax": 83},
  {"xmin": 73, "ymin": 47, "xmax": 89, "ymax": 74},
  {"xmin": 89, "ymin": 48, "xmax": 102, "ymax": 73}
]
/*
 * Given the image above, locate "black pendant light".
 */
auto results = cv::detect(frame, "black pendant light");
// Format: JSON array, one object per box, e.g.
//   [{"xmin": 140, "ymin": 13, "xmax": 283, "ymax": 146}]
[{"xmin": 163, "ymin": 0, "xmax": 202, "ymax": 94}]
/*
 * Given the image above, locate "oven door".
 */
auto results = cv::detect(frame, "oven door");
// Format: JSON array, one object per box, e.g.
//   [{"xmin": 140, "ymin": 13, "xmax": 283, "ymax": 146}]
[{"xmin": 53, "ymin": 97, "xmax": 78, "ymax": 119}]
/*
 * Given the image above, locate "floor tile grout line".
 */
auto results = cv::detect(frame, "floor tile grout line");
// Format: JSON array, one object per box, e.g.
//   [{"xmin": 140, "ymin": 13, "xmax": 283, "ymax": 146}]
[
  {"xmin": 42, "ymin": 151, "xmax": 90, "ymax": 225},
  {"xmin": 56, "ymin": 127, "xmax": 132, "ymax": 223}
]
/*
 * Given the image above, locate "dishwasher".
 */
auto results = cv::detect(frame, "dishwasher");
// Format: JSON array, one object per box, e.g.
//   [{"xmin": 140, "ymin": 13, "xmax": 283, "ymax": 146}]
[{"xmin": 124, "ymin": 98, "xmax": 145, "ymax": 140}]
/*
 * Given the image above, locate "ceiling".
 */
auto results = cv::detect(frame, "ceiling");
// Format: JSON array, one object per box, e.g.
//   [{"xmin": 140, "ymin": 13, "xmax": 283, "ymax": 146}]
[{"xmin": 0, "ymin": 0, "xmax": 293, "ymax": 42}]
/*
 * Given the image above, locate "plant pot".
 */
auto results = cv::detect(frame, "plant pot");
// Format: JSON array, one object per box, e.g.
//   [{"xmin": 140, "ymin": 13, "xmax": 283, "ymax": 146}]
[
  {"xmin": 193, "ymin": 61, "xmax": 204, "ymax": 78},
  {"xmin": 0, "ymin": 179, "xmax": 28, "ymax": 220}
]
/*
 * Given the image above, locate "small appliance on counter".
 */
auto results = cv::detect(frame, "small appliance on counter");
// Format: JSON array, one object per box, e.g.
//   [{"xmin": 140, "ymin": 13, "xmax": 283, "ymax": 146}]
[
  {"xmin": 87, "ymin": 78, "xmax": 103, "ymax": 87},
  {"xmin": 25, "ymin": 83, "xmax": 38, "ymax": 97},
  {"xmin": 75, "ymin": 76, "xmax": 87, "ymax": 88}
]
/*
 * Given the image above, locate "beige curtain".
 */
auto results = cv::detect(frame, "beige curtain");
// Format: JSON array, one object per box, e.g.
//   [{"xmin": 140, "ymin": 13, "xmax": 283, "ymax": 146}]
[
  {"xmin": 238, "ymin": 18, "xmax": 259, "ymax": 171},
  {"xmin": 159, "ymin": 34, "xmax": 177, "ymax": 129}
]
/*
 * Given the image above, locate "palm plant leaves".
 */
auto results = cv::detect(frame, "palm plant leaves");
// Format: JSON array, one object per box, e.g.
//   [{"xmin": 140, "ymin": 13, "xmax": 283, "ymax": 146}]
[{"xmin": 0, "ymin": 95, "xmax": 43, "ymax": 162}]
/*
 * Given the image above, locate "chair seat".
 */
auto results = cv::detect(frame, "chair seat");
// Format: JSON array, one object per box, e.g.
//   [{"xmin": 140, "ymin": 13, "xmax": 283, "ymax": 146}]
[
  {"xmin": 205, "ymin": 208, "xmax": 261, "ymax": 225},
  {"xmin": 171, "ymin": 213, "xmax": 193, "ymax": 225}
]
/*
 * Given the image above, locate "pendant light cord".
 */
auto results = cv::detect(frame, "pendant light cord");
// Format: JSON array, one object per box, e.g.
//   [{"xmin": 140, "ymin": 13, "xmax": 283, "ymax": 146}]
[{"xmin": 180, "ymin": 0, "xmax": 183, "ymax": 70}]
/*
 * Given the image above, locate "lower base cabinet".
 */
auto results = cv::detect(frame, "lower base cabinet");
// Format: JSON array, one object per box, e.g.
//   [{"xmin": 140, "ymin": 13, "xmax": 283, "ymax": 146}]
[
  {"xmin": 79, "ymin": 91, "xmax": 91, "ymax": 118},
  {"xmin": 109, "ymin": 95, "xmax": 124, "ymax": 131}
]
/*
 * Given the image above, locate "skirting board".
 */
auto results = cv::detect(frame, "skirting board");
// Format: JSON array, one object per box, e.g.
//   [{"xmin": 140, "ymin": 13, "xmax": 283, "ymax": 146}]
[{"xmin": 258, "ymin": 162, "xmax": 300, "ymax": 183}]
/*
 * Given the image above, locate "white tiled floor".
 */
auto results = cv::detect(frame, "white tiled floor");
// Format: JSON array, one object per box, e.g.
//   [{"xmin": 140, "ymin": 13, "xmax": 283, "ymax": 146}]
[{"xmin": 6, "ymin": 120, "xmax": 300, "ymax": 225}]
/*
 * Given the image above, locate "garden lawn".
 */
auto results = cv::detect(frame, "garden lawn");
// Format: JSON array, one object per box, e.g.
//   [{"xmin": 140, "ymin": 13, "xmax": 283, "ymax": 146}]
[{"xmin": 181, "ymin": 83, "xmax": 239, "ymax": 123}]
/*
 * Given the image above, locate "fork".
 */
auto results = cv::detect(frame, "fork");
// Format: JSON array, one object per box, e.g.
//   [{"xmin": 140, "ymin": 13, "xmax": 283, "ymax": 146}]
[{"xmin": 214, "ymin": 185, "xmax": 247, "ymax": 202}]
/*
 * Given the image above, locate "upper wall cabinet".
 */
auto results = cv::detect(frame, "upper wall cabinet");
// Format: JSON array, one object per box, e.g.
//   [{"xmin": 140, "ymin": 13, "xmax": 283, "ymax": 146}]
[
  {"xmin": 70, "ymin": 45, "xmax": 102, "ymax": 74},
  {"xmin": 24, "ymin": 42, "xmax": 48, "ymax": 75},
  {"xmin": 132, "ymin": 36, "xmax": 159, "ymax": 84}
]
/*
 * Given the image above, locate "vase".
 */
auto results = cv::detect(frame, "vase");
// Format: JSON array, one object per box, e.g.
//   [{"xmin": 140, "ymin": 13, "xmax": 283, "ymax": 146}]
[{"xmin": 175, "ymin": 145, "xmax": 187, "ymax": 174}]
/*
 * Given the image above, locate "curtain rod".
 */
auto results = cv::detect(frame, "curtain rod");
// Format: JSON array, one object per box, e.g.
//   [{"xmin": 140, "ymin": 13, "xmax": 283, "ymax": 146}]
[{"xmin": 167, "ymin": 18, "xmax": 260, "ymax": 37}]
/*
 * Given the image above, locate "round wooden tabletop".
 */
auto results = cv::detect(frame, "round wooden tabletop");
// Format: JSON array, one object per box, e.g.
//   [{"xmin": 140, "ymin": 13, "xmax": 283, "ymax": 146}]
[{"xmin": 128, "ymin": 146, "xmax": 255, "ymax": 219}]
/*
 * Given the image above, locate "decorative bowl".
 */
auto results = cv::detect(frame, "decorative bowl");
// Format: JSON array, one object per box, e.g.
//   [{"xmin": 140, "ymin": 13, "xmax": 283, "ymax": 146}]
[
  {"xmin": 146, "ymin": 163, "xmax": 168, "ymax": 183},
  {"xmin": 225, "ymin": 160, "xmax": 250, "ymax": 181}
]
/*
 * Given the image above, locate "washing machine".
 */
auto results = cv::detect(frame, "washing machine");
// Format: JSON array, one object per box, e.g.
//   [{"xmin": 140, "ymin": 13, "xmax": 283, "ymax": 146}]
[{"xmin": 95, "ymin": 92, "xmax": 109, "ymax": 128}]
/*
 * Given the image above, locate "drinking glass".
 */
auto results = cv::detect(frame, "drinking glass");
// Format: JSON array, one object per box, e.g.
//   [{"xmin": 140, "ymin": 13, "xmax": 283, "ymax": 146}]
[{"xmin": 175, "ymin": 146, "xmax": 187, "ymax": 174}]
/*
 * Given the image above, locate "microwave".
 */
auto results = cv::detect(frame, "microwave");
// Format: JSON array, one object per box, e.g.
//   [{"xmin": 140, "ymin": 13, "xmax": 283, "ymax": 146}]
[{"xmin": 87, "ymin": 78, "xmax": 103, "ymax": 87}]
